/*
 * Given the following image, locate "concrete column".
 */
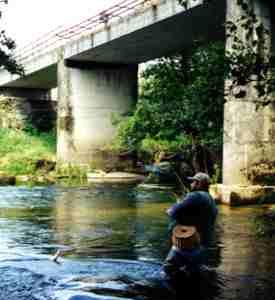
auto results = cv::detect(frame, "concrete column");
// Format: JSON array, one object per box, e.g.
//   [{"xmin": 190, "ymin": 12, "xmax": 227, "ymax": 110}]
[
  {"xmin": 212, "ymin": 0, "xmax": 275, "ymax": 205},
  {"xmin": 57, "ymin": 59, "xmax": 138, "ymax": 165},
  {"xmin": 223, "ymin": 0, "xmax": 273, "ymax": 186}
]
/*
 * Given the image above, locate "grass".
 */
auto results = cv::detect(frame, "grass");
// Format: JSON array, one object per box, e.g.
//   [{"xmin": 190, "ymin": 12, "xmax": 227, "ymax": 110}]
[{"xmin": 0, "ymin": 128, "xmax": 56, "ymax": 176}]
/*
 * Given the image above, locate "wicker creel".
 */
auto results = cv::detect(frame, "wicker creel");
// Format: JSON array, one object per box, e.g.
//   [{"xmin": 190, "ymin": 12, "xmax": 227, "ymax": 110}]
[{"xmin": 172, "ymin": 225, "xmax": 200, "ymax": 250}]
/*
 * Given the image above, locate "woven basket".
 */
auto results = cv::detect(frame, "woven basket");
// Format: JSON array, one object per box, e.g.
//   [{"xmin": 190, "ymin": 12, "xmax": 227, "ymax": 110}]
[{"xmin": 172, "ymin": 225, "xmax": 200, "ymax": 250}]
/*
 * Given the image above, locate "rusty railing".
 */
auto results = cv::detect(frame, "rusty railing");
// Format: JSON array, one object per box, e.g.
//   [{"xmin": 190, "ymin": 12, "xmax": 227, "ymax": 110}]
[{"xmin": 15, "ymin": 0, "xmax": 158, "ymax": 63}]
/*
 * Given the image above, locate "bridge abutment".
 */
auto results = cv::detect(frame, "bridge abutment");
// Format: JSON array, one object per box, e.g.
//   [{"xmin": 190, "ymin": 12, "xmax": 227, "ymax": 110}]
[
  {"xmin": 217, "ymin": 0, "xmax": 275, "ymax": 204},
  {"xmin": 0, "ymin": 88, "xmax": 55, "ymax": 131},
  {"xmin": 57, "ymin": 59, "xmax": 138, "ymax": 166}
]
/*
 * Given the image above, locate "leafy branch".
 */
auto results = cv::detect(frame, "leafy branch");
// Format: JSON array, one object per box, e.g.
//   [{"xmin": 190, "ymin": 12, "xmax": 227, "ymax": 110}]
[
  {"xmin": 178, "ymin": 0, "xmax": 274, "ymax": 105},
  {"xmin": 0, "ymin": 30, "xmax": 24, "ymax": 75},
  {"xmin": 0, "ymin": 2, "xmax": 24, "ymax": 75},
  {"xmin": 225, "ymin": 0, "xmax": 273, "ymax": 105}
]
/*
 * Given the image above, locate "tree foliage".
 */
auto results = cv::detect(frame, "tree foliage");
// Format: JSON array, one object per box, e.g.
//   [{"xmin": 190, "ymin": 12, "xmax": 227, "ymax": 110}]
[
  {"xmin": 179, "ymin": 0, "xmax": 274, "ymax": 105},
  {"xmin": 114, "ymin": 0, "xmax": 274, "ymax": 164},
  {"xmin": 0, "ymin": 3, "xmax": 23, "ymax": 75},
  {"xmin": 113, "ymin": 42, "xmax": 227, "ymax": 159},
  {"xmin": 0, "ymin": 30, "xmax": 23, "ymax": 75}
]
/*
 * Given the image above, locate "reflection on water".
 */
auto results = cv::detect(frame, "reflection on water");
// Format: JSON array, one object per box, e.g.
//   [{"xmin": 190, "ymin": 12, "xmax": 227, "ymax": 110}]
[
  {"xmin": 0, "ymin": 185, "xmax": 170, "ymax": 260},
  {"xmin": 53, "ymin": 185, "xmax": 171, "ymax": 261},
  {"xmin": 0, "ymin": 185, "xmax": 274, "ymax": 299}
]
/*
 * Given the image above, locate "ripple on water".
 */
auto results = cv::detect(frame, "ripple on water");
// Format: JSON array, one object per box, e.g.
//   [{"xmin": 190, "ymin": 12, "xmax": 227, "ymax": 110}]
[
  {"xmin": 0, "ymin": 255, "xmax": 162, "ymax": 300},
  {"xmin": 0, "ymin": 186, "xmax": 56, "ymax": 208},
  {"xmin": 0, "ymin": 266, "xmax": 56, "ymax": 300}
]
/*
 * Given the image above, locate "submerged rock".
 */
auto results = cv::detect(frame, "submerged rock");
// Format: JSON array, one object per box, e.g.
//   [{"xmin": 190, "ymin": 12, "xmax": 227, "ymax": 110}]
[
  {"xmin": 87, "ymin": 172, "xmax": 145, "ymax": 184},
  {"xmin": 139, "ymin": 162, "xmax": 183, "ymax": 191}
]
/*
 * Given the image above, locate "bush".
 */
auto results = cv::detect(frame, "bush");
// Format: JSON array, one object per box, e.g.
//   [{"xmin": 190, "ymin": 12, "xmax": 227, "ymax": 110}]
[
  {"xmin": 113, "ymin": 42, "xmax": 227, "ymax": 161},
  {"xmin": 140, "ymin": 135, "xmax": 192, "ymax": 156}
]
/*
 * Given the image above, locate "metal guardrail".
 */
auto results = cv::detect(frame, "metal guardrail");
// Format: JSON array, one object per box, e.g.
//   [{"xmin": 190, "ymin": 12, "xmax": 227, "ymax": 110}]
[{"xmin": 14, "ymin": 0, "xmax": 158, "ymax": 64}]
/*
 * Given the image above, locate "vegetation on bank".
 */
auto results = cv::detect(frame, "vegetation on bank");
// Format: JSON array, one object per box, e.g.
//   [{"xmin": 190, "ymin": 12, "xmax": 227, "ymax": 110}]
[
  {"xmin": 0, "ymin": 40, "xmax": 272, "ymax": 185},
  {"xmin": 0, "ymin": 127, "xmax": 56, "ymax": 177},
  {"xmin": 0, "ymin": 42, "xmax": 227, "ymax": 182},
  {"xmin": 112, "ymin": 42, "xmax": 228, "ymax": 176}
]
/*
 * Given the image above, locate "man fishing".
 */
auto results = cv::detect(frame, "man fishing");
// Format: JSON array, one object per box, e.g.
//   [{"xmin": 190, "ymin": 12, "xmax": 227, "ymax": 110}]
[
  {"xmin": 51, "ymin": 172, "xmax": 219, "ymax": 299},
  {"xmin": 163, "ymin": 172, "xmax": 218, "ymax": 281}
]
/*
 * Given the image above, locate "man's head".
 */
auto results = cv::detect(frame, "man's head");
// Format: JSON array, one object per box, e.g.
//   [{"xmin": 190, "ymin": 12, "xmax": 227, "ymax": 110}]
[{"xmin": 187, "ymin": 172, "xmax": 210, "ymax": 191}]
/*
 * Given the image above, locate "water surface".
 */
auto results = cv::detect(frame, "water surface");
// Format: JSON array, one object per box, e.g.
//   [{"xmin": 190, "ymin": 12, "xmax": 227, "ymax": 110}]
[{"xmin": 0, "ymin": 184, "xmax": 274, "ymax": 299}]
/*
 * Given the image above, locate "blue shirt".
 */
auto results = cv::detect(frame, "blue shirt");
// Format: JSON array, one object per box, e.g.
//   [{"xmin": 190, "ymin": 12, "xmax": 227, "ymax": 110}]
[{"xmin": 168, "ymin": 191, "xmax": 218, "ymax": 247}]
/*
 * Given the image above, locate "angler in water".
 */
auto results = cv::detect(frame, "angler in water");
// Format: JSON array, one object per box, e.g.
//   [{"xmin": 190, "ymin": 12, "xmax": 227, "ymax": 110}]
[{"xmin": 162, "ymin": 172, "xmax": 218, "ymax": 285}]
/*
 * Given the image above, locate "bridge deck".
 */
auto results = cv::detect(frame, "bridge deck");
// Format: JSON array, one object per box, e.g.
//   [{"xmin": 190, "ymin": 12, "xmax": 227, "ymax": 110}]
[{"xmin": 0, "ymin": 0, "xmax": 226, "ymax": 89}]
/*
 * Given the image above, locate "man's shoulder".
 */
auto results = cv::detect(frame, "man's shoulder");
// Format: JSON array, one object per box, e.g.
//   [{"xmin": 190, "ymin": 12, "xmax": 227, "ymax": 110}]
[
  {"xmin": 185, "ymin": 191, "xmax": 207, "ymax": 198},
  {"xmin": 185, "ymin": 191, "xmax": 213, "ymax": 203},
  {"xmin": 183, "ymin": 191, "xmax": 202, "ymax": 202}
]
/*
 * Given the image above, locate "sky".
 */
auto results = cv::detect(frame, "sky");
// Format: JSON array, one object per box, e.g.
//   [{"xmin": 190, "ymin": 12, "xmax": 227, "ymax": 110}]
[{"xmin": 1, "ymin": 0, "xmax": 117, "ymax": 47}]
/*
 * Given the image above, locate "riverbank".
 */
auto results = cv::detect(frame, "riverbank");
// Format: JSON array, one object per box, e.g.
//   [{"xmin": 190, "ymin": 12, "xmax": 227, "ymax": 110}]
[
  {"xmin": 0, "ymin": 128, "xmax": 146, "ymax": 186},
  {"xmin": 0, "ymin": 127, "xmax": 56, "ymax": 184}
]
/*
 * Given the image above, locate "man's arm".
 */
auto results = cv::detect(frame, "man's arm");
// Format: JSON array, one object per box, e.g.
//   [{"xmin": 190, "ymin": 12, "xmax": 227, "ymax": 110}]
[{"xmin": 167, "ymin": 193, "xmax": 197, "ymax": 220}]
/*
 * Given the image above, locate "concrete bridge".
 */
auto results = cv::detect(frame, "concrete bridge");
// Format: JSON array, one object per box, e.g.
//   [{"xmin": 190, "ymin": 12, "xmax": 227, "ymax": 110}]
[{"xmin": 0, "ymin": 0, "xmax": 274, "ymax": 203}]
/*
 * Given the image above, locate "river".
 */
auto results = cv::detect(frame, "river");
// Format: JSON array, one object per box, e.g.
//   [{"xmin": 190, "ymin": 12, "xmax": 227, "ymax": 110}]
[{"xmin": 0, "ymin": 184, "xmax": 274, "ymax": 300}]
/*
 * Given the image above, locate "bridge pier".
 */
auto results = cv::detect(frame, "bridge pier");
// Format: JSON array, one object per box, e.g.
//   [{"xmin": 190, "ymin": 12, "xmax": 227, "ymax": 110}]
[
  {"xmin": 57, "ymin": 59, "xmax": 138, "ymax": 166},
  {"xmin": 217, "ymin": 0, "xmax": 275, "ymax": 204}
]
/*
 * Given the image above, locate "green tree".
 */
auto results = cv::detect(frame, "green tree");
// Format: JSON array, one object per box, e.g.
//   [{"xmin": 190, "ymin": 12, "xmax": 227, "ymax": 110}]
[
  {"xmin": 0, "ymin": 1, "xmax": 23, "ymax": 75},
  {"xmin": 113, "ymin": 42, "xmax": 227, "ymax": 161}
]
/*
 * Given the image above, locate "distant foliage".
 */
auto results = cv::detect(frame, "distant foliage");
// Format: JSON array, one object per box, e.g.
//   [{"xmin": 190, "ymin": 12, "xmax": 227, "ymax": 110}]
[
  {"xmin": 113, "ymin": 42, "xmax": 227, "ymax": 159},
  {"xmin": 0, "ymin": 3, "xmax": 24, "ymax": 75}
]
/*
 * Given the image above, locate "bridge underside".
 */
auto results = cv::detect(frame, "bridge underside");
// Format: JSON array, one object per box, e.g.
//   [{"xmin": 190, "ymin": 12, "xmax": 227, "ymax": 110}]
[
  {"xmin": 5, "ymin": 65, "xmax": 58, "ymax": 89},
  {"xmin": 4, "ymin": 0, "xmax": 226, "ymax": 89},
  {"xmin": 69, "ymin": 0, "xmax": 226, "ymax": 64}
]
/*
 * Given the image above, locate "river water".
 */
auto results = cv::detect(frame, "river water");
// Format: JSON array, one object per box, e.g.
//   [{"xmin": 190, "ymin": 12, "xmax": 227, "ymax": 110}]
[{"xmin": 0, "ymin": 184, "xmax": 274, "ymax": 300}]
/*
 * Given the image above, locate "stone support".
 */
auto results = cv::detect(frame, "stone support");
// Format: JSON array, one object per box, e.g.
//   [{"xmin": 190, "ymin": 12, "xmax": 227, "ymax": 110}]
[
  {"xmin": 57, "ymin": 58, "xmax": 138, "ymax": 165},
  {"xmin": 218, "ymin": 0, "xmax": 275, "ymax": 204},
  {"xmin": 223, "ymin": 0, "xmax": 273, "ymax": 186},
  {"xmin": 0, "ymin": 87, "xmax": 53, "ymax": 130}
]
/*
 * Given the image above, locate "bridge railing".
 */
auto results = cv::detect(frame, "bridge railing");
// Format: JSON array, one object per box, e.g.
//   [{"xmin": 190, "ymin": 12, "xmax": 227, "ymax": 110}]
[{"xmin": 14, "ymin": 0, "xmax": 158, "ymax": 64}]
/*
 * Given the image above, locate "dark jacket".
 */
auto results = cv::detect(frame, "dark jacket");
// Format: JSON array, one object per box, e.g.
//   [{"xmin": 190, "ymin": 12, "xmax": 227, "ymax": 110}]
[{"xmin": 167, "ymin": 191, "xmax": 218, "ymax": 247}]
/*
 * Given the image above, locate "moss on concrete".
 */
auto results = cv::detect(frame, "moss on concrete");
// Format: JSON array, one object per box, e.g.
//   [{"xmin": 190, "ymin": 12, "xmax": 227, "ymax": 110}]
[
  {"xmin": 211, "ymin": 184, "xmax": 275, "ymax": 206},
  {"xmin": 248, "ymin": 162, "xmax": 275, "ymax": 185}
]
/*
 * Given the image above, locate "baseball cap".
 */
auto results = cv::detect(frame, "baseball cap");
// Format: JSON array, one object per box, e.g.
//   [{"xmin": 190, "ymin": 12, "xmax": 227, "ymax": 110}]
[{"xmin": 187, "ymin": 172, "xmax": 210, "ymax": 184}]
